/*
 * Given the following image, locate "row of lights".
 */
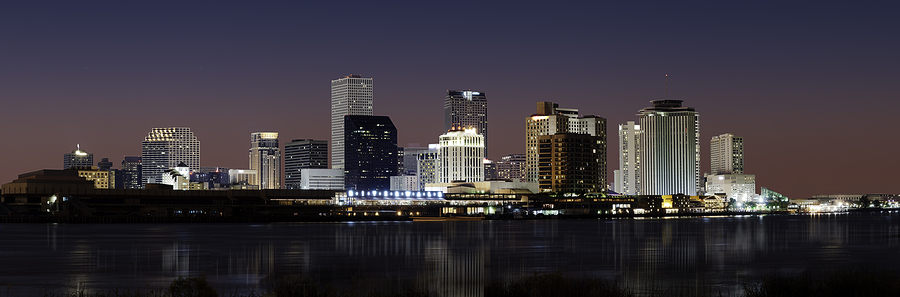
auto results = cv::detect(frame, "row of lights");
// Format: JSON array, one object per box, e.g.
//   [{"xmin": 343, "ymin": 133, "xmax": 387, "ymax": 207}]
[{"xmin": 347, "ymin": 190, "xmax": 443, "ymax": 199}]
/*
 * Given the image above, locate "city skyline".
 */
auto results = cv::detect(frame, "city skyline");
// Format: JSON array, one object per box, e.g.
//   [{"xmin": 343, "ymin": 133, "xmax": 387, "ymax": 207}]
[{"xmin": 2, "ymin": 2, "xmax": 898, "ymax": 199}]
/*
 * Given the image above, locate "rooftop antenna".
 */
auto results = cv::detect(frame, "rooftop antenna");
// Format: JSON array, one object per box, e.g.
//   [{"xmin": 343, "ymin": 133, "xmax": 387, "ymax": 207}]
[
  {"xmin": 665, "ymin": 73, "xmax": 668, "ymax": 98},
  {"xmin": 77, "ymin": 144, "xmax": 80, "ymax": 151}
]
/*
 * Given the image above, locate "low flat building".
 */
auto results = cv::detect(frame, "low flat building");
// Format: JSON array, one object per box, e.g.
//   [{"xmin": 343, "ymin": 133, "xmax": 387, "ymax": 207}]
[{"xmin": 300, "ymin": 169, "xmax": 344, "ymax": 190}]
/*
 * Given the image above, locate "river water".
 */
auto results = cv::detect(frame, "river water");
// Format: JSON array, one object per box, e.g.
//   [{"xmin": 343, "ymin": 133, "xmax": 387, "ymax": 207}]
[{"xmin": 1, "ymin": 212, "xmax": 898, "ymax": 296}]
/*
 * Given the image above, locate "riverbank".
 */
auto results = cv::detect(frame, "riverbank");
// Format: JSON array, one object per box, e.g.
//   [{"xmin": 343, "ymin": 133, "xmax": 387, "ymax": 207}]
[{"xmin": 0, "ymin": 208, "xmax": 896, "ymax": 223}]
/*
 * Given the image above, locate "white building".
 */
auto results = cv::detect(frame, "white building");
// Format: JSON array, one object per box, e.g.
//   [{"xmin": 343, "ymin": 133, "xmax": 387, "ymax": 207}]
[
  {"xmin": 331, "ymin": 74, "xmax": 373, "ymax": 170},
  {"xmin": 524, "ymin": 102, "xmax": 606, "ymax": 186},
  {"xmin": 617, "ymin": 121, "xmax": 641, "ymax": 195},
  {"xmin": 437, "ymin": 128, "xmax": 484, "ymax": 183},
  {"xmin": 705, "ymin": 174, "xmax": 756, "ymax": 202},
  {"xmin": 300, "ymin": 169, "xmax": 344, "ymax": 190},
  {"xmin": 141, "ymin": 127, "xmax": 200, "ymax": 186},
  {"xmin": 711, "ymin": 133, "xmax": 744, "ymax": 175},
  {"xmin": 390, "ymin": 175, "xmax": 420, "ymax": 191},
  {"xmin": 249, "ymin": 132, "xmax": 280, "ymax": 189},
  {"xmin": 229, "ymin": 169, "xmax": 258, "ymax": 185},
  {"xmin": 638, "ymin": 100, "xmax": 700, "ymax": 196}
]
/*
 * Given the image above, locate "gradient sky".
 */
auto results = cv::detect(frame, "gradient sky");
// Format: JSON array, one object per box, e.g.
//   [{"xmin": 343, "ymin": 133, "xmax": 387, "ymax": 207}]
[{"xmin": 2, "ymin": 1, "xmax": 898, "ymax": 199}]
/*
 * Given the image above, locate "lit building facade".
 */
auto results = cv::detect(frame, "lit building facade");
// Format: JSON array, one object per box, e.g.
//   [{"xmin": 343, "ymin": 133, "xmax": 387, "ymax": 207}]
[
  {"xmin": 249, "ymin": 132, "xmax": 280, "ymax": 189},
  {"xmin": 445, "ymin": 90, "xmax": 488, "ymax": 156},
  {"xmin": 141, "ymin": 127, "xmax": 200, "ymax": 186},
  {"xmin": 228, "ymin": 169, "xmax": 257, "ymax": 185},
  {"xmin": 344, "ymin": 115, "xmax": 398, "ymax": 191},
  {"xmin": 617, "ymin": 121, "xmax": 641, "ymax": 195},
  {"xmin": 63, "ymin": 146, "xmax": 93, "ymax": 169},
  {"xmin": 119, "ymin": 156, "xmax": 142, "ymax": 189},
  {"xmin": 437, "ymin": 128, "xmax": 485, "ymax": 183},
  {"xmin": 496, "ymin": 154, "xmax": 526, "ymax": 181},
  {"xmin": 284, "ymin": 139, "xmax": 328, "ymax": 189},
  {"xmin": 525, "ymin": 102, "xmax": 607, "ymax": 190},
  {"xmin": 638, "ymin": 100, "xmax": 700, "ymax": 196},
  {"xmin": 72, "ymin": 167, "xmax": 111, "ymax": 189},
  {"xmin": 331, "ymin": 74, "xmax": 373, "ymax": 170},
  {"xmin": 390, "ymin": 175, "xmax": 420, "ymax": 191},
  {"xmin": 537, "ymin": 133, "xmax": 603, "ymax": 193},
  {"xmin": 416, "ymin": 145, "xmax": 439, "ymax": 191},
  {"xmin": 711, "ymin": 133, "xmax": 744, "ymax": 175},
  {"xmin": 300, "ymin": 168, "xmax": 344, "ymax": 190},
  {"xmin": 705, "ymin": 174, "xmax": 756, "ymax": 202}
]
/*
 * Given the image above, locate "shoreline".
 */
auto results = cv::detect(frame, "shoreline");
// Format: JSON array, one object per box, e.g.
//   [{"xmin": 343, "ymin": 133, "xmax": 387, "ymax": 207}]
[{"xmin": 0, "ymin": 208, "xmax": 894, "ymax": 224}]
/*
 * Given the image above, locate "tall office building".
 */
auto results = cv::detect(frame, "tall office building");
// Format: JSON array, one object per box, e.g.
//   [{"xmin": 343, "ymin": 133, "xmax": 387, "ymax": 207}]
[
  {"xmin": 141, "ymin": 127, "xmax": 200, "ymax": 185},
  {"xmin": 617, "ymin": 121, "xmax": 641, "ymax": 195},
  {"xmin": 710, "ymin": 133, "xmax": 744, "ymax": 175},
  {"xmin": 63, "ymin": 146, "xmax": 93, "ymax": 169},
  {"xmin": 249, "ymin": 132, "xmax": 280, "ymax": 189},
  {"xmin": 436, "ymin": 128, "xmax": 485, "ymax": 183},
  {"xmin": 538, "ymin": 133, "xmax": 603, "ymax": 193},
  {"xmin": 284, "ymin": 139, "xmax": 328, "ymax": 189},
  {"xmin": 637, "ymin": 100, "xmax": 700, "ymax": 196},
  {"xmin": 398, "ymin": 145, "xmax": 429, "ymax": 175},
  {"xmin": 331, "ymin": 74, "xmax": 373, "ymax": 170},
  {"xmin": 344, "ymin": 115, "xmax": 397, "ymax": 191},
  {"xmin": 525, "ymin": 102, "xmax": 607, "ymax": 190},
  {"xmin": 445, "ymin": 90, "xmax": 488, "ymax": 156},
  {"xmin": 119, "ymin": 156, "xmax": 142, "ymax": 189},
  {"xmin": 416, "ymin": 145, "xmax": 439, "ymax": 190},
  {"xmin": 496, "ymin": 154, "xmax": 526, "ymax": 181}
]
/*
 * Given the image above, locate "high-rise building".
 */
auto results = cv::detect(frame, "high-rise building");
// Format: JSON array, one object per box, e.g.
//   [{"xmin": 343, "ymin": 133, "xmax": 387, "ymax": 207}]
[
  {"xmin": 331, "ymin": 74, "xmax": 373, "ymax": 170},
  {"xmin": 284, "ymin": 139, "xmax": 328, "ymax": 189},
  {"xmin": 617, "ymin": 121, "xmax": 641, "ymax": 195},
  {"xmin": 525, "ymin": 102, "xmax": 607, "ymax": 190},
  {"xmin": 436, "ymin": 128, "xmax": 485, "ymax": 183},
  {"xmin": 445, "ymin": 90, "xmax": 488, "ymax": 156},
  {"xmin": 141, "ymin": 127, "xmax": 200, "ymax": 186},
  {"xmin": 484, "ymin": 159, "xmax": 497, "ymax": 180},
  {"xmin": 496, "ymin": 154, "xmax": 526, "ymax": 181},
  {"xmin": 637, "ymin": 100, "xmax": 700, "ymax": 196},
  {"xmin": 416, "ymin": 145, "xmax": 439, "ymax": 190},
  {"xmin": 119, "ymin": 156, "xmax": 142, "ymax": 189},
  {"xmin": 63, "ymin": 146, "xmax": 93, "ymax": 169},
  {"xmin": 344, "ymin": 115, "xmax": 397, "ymax": 191},
  {"xmin": 538, "ymin": 133, "xmax": 603, "ymax": 193},
  {"xmin": 710, "ymin": 133, "xmax": 744, "ymax": 175},
  {"xmin": 249, "ymin": 132, "xmax": 280, "ymax": 189},
  {"xmin": 97, "ymin": 158, "xmax": 113, "ymax": 170}
]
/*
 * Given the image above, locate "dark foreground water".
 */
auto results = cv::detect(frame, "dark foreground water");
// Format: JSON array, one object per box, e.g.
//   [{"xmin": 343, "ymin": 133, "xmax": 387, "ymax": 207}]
[{"xmin": 1, "ymin": 212, "xmax": 899, "ymax": 296}]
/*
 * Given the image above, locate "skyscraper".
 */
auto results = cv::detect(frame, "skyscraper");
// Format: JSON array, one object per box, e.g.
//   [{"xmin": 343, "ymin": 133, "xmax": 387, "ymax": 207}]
[
  {"xmin": 119, "ymin": 156, "xmax": 142, "ymax": 189},
  {"xmin": 538, "ymin": 133, "xmax": 603, "ymax": 193},
  {"xmin": 249, "ymin": 132, "xmax": 280, "ymax": 189},
  {"xmin": 284, "ymin": 139, "xmax": 328, "ymax": 189},
  {"xmin": 525, "ymin": 102, "xmax": 606, "ymax": 189},
  {"xmin": 637, "ymin": 100, "xmax": 700, "ymax": 196},
  {"xmin": 436, "ymin": 128, "xmax": 485, "ymax": 183},
  {"xmin": 617, "ymin": 121, "xmax": 641, "ymax": 195},
  {"xmin": 331, "ymin": 74, "xmax": 373, "ymax": 170},
  {"xmin": 63, "ymin": 145, "xmax": 93, "ymax": 169},
  {"xmin": 344, "ymin": 115, "xmax": 397, "ymax": 191},
  {"xmin": 141, "ymin": 127, "xmax": 200, "ymax": 186},
  {"xmin": 710, "ymin": 133, "xmax": 744, "ymax": 175},
  {"xmin": 416, "ymin": 145, "xmax": 439, "ymax": 190},
  {"xmin": 445, "ymin": 90, "xmax": 488, "ymax": 156}
]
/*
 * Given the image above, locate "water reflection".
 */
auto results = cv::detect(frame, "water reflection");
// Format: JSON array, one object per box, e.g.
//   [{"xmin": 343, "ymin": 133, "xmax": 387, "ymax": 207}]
[{"xmin": 2, "ymin": 213, "xmax": 899, "ymax": 296}]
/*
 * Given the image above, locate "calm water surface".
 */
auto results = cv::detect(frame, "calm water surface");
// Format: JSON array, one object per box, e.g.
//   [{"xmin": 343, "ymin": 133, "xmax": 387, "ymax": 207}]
[{"xmin": 1, "ymin": 212, "xmax": 899, "ymax": 296}]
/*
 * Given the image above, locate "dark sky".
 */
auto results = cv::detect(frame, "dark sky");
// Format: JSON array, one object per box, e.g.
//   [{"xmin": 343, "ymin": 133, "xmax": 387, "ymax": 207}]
[{"xmin": 2, "ymin": 1, "xmax": 898, "ymax": 199}]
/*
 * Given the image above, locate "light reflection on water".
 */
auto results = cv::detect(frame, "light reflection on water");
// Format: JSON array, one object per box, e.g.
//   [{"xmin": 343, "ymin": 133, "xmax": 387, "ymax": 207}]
[{"xmin": 0, "ymin": 212, "xmax": 898, "ymax": 296}]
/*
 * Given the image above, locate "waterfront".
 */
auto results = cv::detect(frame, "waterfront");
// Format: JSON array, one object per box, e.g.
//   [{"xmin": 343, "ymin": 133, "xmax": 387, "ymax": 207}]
[{"xmin": 0, "ymin": 212, "xmax": 898, "ymax": 296}]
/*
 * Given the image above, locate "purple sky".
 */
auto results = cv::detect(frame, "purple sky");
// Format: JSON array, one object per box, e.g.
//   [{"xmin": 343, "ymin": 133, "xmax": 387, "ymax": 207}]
[{"xmin": 2, "ymin": 1, "xmax": 898, "ymax": 199}]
